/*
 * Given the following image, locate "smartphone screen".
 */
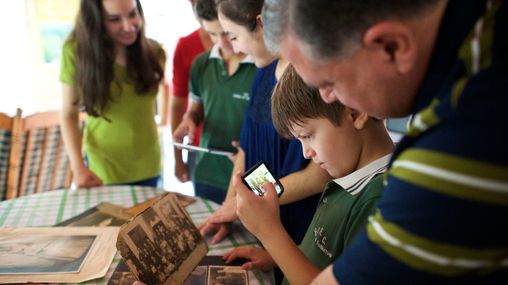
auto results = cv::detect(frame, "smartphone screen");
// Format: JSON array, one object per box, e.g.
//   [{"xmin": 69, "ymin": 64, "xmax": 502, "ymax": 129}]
[{"xmin": 242, "ymin": 161, "xmax": 284, "ymax": 197}]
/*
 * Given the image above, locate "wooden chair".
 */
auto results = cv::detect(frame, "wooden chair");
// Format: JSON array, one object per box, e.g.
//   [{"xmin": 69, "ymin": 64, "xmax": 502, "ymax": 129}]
[
  {"xmin": 0, "ymin": 110, "xmax": 20, "ymax": 200},
  {"xmin": 5, "ymin": 110, "xmax": 86, "ymax": 199}
]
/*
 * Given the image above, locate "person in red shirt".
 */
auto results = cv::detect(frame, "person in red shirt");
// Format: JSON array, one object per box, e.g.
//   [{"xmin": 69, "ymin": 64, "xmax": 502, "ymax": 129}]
[{"xmin": 170, "ymin": 0, "xmax": 213, "ymax": 182}]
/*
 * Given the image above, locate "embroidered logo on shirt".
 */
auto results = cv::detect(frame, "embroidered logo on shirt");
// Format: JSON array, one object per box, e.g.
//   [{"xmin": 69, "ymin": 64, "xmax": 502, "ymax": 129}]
[
  {"xmin": 232, "ymin": 93, "xmax": 250, "ymax": 101},
  {"xmin": 314, "ymin": 226, "xmax": 332, "ymax": 258}
]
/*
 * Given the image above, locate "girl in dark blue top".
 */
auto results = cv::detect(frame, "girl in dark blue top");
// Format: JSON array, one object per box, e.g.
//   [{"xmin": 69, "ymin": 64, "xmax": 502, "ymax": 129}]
[{"xmin": 199, "ymin": 0, "xmax": 331, "ymax": 283}]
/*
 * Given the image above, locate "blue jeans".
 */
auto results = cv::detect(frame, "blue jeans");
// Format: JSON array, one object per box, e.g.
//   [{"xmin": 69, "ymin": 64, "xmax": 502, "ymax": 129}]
[
  {"xmin": 85, "ymin": 153, "xmax": 160, "ymax": 188},
  {"xmin": 114, "ymin": 175, "xmax": 161, "ymax": 188},
  {"xmin": 193, "ymin": 182, "xmax": 226, "ymax": 204}
]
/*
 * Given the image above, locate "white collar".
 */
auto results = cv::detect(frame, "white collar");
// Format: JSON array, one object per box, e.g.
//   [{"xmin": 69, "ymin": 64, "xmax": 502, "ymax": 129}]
[
  {"xmin": 209, "ymin": 44, "xmax": 254, "ymax": 63},
  {"xmin": 333, "ymin": 154, "xmax": 391, "ymax": 196}
]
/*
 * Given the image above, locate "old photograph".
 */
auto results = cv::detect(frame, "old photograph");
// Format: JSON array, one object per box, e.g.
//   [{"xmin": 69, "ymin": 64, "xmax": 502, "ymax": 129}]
[
  {"xmin": 107, "ymin": 261, "xmax": 137, "ymax": 285},
  {"xmin": 122, "ymin": 192, "xmax": 196, "ymax": 217},
  {"xmin": 117, "ymin": 193, "xmax": 207, "ymax": 285},
  {"xmin": 0, "ymin": 235, "xmax": 95, "ymax": 274},
  {"xmin": 0, "ymin": 227, "xmax": 119, "ymax": 284},
  {"xmin": 57, "ymin": 203, "xmax": 131, "ymax": 227},
  {"xmin": 207, "ymin": 266, "xmax": 248, "ymax": 285},
  {"xmin": 183, "ymin": 265, "xmax": 208, "ymax": 285}
]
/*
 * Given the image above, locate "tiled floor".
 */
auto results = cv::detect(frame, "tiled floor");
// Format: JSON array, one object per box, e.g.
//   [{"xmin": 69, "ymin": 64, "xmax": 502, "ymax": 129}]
[{"xmin": 160, "ymin": 126, "xmax": 195, "ymax": 196}]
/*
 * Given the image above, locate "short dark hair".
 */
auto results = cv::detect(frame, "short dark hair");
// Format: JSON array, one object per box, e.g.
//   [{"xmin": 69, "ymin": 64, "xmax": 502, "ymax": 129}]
[
  {"xmin": 195, "ymin": 0, "xmax": 218, "ymax": 21},
  {"xmin": 272, "ymin": 65, "xmax": 345, "ymax": 139},
  {"xmin": 289, "ymin": 0, "xmax": 440, "ymax": 60},
  {"xmin": 216, "ymin": 0, "xmax": 264, "ymax": 32}
]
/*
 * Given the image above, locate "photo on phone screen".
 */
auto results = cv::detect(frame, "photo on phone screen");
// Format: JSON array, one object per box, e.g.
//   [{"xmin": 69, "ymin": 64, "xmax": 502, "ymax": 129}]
[{"xmin": 242, "ymin": 161, "xmax": 284, "ymax": 197}]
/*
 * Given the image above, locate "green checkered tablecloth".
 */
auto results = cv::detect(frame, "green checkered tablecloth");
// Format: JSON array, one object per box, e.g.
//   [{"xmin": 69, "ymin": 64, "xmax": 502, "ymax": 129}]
[{"xmin": 0, "ymin": 185, "xmax": 274, "ymax": 285}]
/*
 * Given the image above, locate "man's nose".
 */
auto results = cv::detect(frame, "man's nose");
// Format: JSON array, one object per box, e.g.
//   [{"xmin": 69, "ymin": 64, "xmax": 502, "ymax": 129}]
[{"xmin": 319, "ymin": 87, "xmax": 339, "ymax": 103}]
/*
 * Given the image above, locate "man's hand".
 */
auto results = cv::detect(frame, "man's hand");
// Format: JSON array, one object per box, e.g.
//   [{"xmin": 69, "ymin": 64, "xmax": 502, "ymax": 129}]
[{"xmin": 224, "ymin": 246, "xmax": 276, "ymax": 271}]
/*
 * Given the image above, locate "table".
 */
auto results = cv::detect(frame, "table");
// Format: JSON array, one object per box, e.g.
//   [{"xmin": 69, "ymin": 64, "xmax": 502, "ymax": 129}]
[{"xmin": 0, "ymin": 186, "xmax": 274, "ymax": 285}]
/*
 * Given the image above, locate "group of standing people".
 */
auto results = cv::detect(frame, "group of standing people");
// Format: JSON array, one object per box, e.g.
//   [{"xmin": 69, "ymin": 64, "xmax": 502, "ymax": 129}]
[{"xmin": 60, "ymin": 0, "xmax": 508, "ymax": 284}]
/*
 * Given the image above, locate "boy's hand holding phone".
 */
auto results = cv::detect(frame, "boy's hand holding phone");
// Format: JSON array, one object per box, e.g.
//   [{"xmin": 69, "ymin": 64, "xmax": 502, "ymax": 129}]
[
  {"xmin": 234, "ymin": 171, "xmax": 283, "ymax": 241},
  {"xmin": 241, "ymin": 161, "xmax": 284, "ymax": 197}
]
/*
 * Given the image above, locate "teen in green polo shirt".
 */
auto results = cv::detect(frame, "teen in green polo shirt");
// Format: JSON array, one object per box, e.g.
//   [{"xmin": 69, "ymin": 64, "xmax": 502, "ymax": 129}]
[
  {"xmin": 223, "ymin": 65, "xmax": 394, "ymax": 285},
  {"xmin": 172, "ymin": 0, "xmax": 256, "ymax": 204}
]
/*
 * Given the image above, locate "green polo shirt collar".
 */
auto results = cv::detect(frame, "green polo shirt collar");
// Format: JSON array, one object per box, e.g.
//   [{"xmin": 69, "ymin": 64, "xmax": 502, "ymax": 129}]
[{"xmin": 208, "ymin": 44, "xmax": 254, "ymax": 64}]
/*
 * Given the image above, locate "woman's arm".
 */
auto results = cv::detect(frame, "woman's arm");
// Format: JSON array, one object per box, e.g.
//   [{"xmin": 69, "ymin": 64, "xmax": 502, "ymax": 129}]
[
  {"xmin": 60, "ymin": 84, "xmax": 103, "ymax": 187},
  {"xmin": 279, "ymin": 161, "xmax": 331, "ymax": 204},
  {"xmin": 197, "ymin": 148, "xmax": 245, "ymax": 243}
]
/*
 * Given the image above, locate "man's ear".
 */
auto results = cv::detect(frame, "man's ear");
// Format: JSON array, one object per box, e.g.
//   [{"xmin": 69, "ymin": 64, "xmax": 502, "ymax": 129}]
[
  {"xmin": 362, "ymin": 21, "xmax": 417, "ymax": 74},
  {"xmin": 347, "ymin": 108, "xmax": 369, "ymax": 130}
]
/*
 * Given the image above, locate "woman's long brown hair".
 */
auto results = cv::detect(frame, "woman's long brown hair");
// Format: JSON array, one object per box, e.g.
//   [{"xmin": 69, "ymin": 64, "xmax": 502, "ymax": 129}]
[{"xmin": 68, "ymin": 0, "xmax": 164, "ymax": 118}]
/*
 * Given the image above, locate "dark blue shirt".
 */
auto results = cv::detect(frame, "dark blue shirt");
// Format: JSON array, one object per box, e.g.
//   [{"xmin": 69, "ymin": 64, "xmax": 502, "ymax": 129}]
[{"xmin": 240, "ymin": 60, "xmax": 320, "ymax": 245}]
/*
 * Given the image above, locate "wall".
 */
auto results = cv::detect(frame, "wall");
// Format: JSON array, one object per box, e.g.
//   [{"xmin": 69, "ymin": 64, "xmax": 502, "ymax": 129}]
[{"xmin": 0, "ymin": 0, "xmax": 198, "ymax": 117}]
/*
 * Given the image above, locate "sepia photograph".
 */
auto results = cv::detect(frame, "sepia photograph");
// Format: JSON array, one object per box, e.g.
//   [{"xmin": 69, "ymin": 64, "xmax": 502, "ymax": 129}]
[
  {"xmin": 122, "ymin": 193, "xmax": 197, "ymax": 217},
  {"xmin": 107, "ymin": 271, "xmax": 137, "ymax": 285},
  {"xmin": 0, "ymin": 227, "xmax": 119, "ymax": 284},
  {"xmin": 207, "ymin": 266, "xmax": 248, "ymax": 285},
  {"xmin": 117, "ymin": 193, "xmax": 207, "ymax": 285},
  {"xmin": 57, "ymin": 203, "xmax": 131, "ymax": 227},
  {"xmin": 107, "ymin": 261, "xmax": 137, "ymax": 285},
  {"xmin": 183, "ymin": 265, "xmax": 208, "ymax": 285},
  {"xmin": 0, "ymin": 235, "xmax": 95, "ymax": 274}
]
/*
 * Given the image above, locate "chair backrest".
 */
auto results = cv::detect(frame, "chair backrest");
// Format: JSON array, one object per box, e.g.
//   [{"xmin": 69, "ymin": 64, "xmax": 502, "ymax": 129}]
[
  {"xmin": 5, "ymin": 110, "xmax": 86, "ymax": 199},
  {"xmin": 0, "ymin": 111, "xmax": 19, "ymax": 200}
]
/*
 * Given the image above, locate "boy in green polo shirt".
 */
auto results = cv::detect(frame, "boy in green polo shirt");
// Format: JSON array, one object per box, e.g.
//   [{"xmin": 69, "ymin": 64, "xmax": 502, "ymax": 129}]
[
  {"xmin": 224, "ymin": 65, "xmax": 394, "ymax": 285},
  {"xmin": 172, "ymin": 0, "xmax": 256, "ymax": 204}
]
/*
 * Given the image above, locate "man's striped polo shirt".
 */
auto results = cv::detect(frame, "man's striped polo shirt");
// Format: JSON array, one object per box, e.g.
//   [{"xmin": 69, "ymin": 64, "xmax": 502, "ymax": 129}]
[{"xmin": 333, "ymin": 0, "xmax": 508, "ymax": 283}]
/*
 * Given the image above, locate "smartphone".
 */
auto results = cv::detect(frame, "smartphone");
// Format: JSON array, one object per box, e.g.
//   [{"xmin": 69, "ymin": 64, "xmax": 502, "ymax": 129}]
[{"xmin": 241, "ymin": 161, "xmax": 284, "ymax": 197}]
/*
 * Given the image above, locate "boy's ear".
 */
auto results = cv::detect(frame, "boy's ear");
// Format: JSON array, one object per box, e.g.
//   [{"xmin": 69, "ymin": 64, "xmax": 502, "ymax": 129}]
[{"xmin": 347, "ymin": 108, "xmax": 369, "ymax": 130}]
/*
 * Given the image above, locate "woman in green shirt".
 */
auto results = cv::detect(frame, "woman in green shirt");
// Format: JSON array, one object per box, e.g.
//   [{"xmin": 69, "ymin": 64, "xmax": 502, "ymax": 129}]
[{"xmin": 60, "ymin": 0, "xmax": 165, "ymax": 187}]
